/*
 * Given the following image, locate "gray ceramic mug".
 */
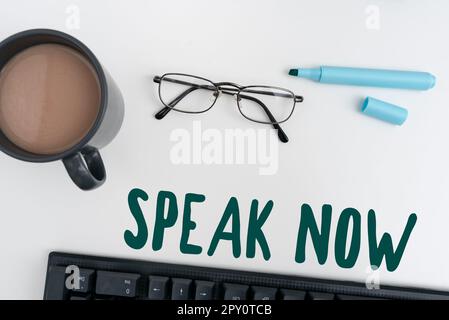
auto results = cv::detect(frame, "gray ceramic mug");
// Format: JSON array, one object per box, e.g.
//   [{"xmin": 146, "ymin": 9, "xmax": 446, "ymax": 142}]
[{"xmin": 0, "ymin": 29, "xmax": 125, "ymax": 190}]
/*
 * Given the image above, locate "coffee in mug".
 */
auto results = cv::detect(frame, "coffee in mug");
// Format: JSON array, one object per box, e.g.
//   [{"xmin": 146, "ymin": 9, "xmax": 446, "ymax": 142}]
[{"xmin": 0, "ymin": 44, "xmax": 101, "ymax": 155}]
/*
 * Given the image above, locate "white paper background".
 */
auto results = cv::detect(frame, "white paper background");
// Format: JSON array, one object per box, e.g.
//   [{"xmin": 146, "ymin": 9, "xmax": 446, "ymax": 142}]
[{"xmin": 0, "ymin": 0, "xmax": 448, "ymax": 299}]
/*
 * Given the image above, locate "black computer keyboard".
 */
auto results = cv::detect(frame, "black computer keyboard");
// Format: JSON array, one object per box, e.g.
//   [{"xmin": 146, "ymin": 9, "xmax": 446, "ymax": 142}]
[{"xmin": 44, "ymin": 252, "xmax": 449, "ymax": 300}]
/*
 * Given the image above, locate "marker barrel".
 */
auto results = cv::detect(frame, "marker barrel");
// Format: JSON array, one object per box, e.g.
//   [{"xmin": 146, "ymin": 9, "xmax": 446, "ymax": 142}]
[{"xmin": 319, "ymin": 66, "xmax": 435, "ymax": 90}]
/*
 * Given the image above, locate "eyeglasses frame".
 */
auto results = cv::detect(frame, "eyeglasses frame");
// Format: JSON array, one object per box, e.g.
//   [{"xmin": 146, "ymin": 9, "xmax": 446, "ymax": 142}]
[{"xmin": 153, "ymin": 72, "xmax": 304, "ymax": 143}]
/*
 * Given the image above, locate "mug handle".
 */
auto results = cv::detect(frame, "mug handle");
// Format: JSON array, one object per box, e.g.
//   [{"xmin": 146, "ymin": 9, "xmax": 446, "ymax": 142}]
[{"xmin": 62, "ymin": 146, "xmax": 106, "ymax": 190}]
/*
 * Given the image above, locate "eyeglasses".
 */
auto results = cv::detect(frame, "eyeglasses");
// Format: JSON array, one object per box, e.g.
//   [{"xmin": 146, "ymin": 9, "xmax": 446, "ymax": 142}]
[{"xmin": 153, "ymin": 73, "xmax": 304, "ymax": 143}]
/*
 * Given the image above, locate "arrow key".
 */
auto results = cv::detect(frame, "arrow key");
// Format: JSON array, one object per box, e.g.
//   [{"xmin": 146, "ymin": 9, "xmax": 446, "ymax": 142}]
[
  {"xmin": 195, "ymin": 281, "xmax": 215, "ymax": 300},
  {"xmin": 172, "ymin": 278, "xmax": 192, "ymax": 300},
  {"xmin": 148, "ymin": 276, "xmax": 169, "ymax": 300}
]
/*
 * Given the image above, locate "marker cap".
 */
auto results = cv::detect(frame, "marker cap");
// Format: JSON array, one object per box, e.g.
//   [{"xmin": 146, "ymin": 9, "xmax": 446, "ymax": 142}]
[{"xmin": 361, "ymin": 97, "xmax": 408, "ymax": 125}]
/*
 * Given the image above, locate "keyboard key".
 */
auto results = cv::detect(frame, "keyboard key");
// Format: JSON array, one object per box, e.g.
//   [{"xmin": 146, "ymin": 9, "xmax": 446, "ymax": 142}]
[
  {"xmin": 171, "ymin": 278, "xmax": 192, "ymax": 300},
  {"xmin": 224, "ymin": 284, "xmax": 248, "ymax": 300},
  {"xmin": 281, "ymin": 289, "xmax": 306, "ymax": 300},
  {"xmin": 252, "ymin": 286, "xmax": 277, "ymax": 300},
  {"xmin": 308, "ymin": 291, "xmax": 335, "ymax": 300},
  {"xmin": 337, "ymin": 294, "xmax": 385, "ymax": 300},
  {"xmin": 44, "ymin": 266, "xmax": 68, "ymax": 300},
  {"xmin": 95, "ymin": 271, "xmax": 141, "ymax": 298},
  {"xmin": 148, "ymin": 276, "xmax": 169, "ymax": 300},
  {"xmin": 71, "ymin": 269, "xmax": 95, "ymax": 293},
  {"xmin": 93, "ymin": 296, "xmax": 112, "ymax": 300},
  {"xmin": 70, "ymin": 295, "xmax": 90, "ymax": 300},
  {"xmin": 195, "ymin": 281, "xmax": 215, "ymax": 300}
]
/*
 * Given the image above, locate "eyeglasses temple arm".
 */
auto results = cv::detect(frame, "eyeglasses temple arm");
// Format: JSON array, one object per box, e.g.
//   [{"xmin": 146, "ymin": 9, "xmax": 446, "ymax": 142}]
[
  {"xmin": 237, "ymin": 93, "xmax": 289, "ymax": 143},
  {"xmin": 155, "ymin": 86, "xmax": 200, "ymax": 119}
]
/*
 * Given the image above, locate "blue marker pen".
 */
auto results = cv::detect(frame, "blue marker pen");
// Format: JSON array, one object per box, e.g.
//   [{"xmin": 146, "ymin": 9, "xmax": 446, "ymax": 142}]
[{"xmin": 288, "ymin": 66, "xmax": 436, "ymax": 90}]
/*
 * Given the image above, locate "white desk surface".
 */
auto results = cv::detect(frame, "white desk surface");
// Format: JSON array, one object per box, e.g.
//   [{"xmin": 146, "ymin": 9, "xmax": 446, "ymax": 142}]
[{"xmin": 1, "ymin": 0, "xmax": 449, "ymax": 299}]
